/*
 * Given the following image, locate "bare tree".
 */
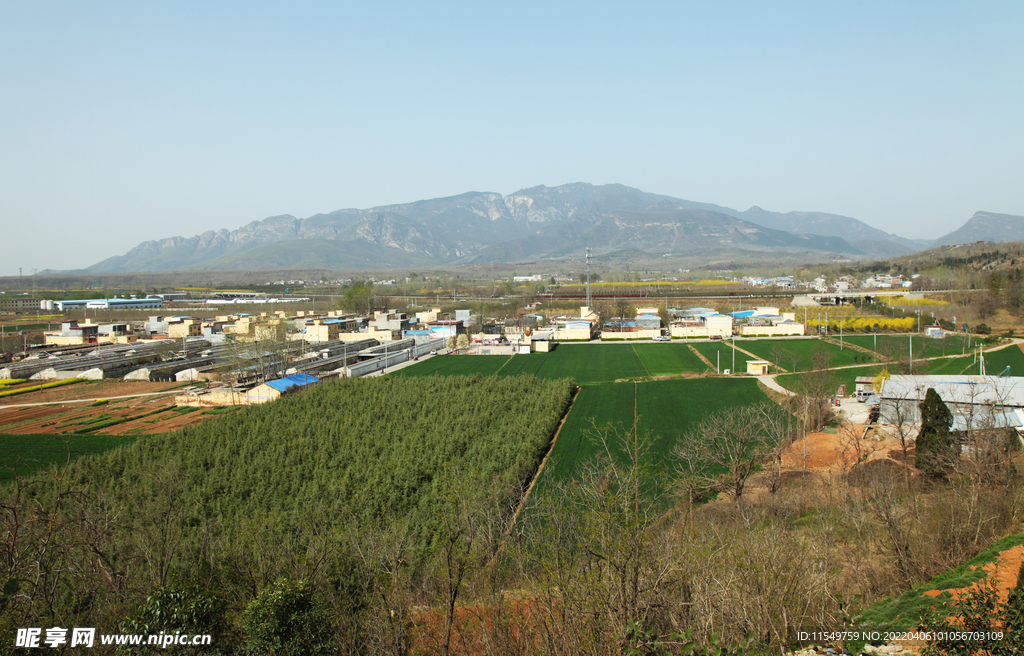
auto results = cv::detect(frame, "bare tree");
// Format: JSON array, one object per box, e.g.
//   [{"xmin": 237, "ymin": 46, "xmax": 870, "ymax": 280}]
[{"xmin": 674, "ymin": 402, "xmax": 795, "ymax": 504}]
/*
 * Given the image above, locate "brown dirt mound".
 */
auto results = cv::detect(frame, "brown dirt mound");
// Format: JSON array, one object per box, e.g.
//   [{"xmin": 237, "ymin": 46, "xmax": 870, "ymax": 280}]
[{"xmin": 846, "ymin": 458, "xmax": 908, "ymax": 485}]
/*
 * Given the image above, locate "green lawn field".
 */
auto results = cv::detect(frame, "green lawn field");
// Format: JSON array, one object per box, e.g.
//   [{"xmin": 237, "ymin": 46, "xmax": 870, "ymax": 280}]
[{"xmin": 0, "ymin": 433, "xmax": 140, "ymax": 482}]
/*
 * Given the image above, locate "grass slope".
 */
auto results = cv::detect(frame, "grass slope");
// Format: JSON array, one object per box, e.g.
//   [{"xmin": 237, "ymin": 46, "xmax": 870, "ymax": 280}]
[{"xmin": 857, "ymin": 529, "xmax": 1024, "ymax": 633}]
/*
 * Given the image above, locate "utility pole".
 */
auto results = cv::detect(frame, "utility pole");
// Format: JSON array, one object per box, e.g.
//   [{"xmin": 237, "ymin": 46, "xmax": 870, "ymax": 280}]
[
  {"xmin": 585, "ymin": 247, "xmax": 592, "ymax": 309},
  {"xmin": 909, "ymin": 333, "xmax": 913, "ymax": 374}
]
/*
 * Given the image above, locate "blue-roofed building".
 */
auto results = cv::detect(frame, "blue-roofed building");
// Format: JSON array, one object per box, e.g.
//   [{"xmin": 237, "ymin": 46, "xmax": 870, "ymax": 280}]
[{"xmin": 246, "ymin": 373, "xmax": 321, "ymax": 404}]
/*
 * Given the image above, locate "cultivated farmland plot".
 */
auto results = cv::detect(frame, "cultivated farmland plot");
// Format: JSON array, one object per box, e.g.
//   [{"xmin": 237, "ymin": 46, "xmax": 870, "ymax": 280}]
[
  {"xmin": 632, "ymin": 343, "xmax": 707, "ymax": 376},
  {"xmin": 689, "ymin": 341, "xmax": 759, "ymax": 374},
  {"xmin": 774, "ymin": 353, "xmax": 980, "ymax": 395},
  {"xmin": 0, "ymin": 433, "xmax": 138, "ymax": 482},
  {"xmin": 536, "ymin": 378, "xmax": 773, "ymax": 494},
  {"xmin": 396, "ymin": 343, "xmax": 704, "ymax": 384},
  {"xmin": 737, "ymin": 338, "xmax": 865, "ymax": 372},
  {"xmin": 841, "ymin": 334, "xmax": 975, "ymax": 360},
  {"xmin": 64, "ymin": 376, "xmax": 574, "ymax": 552},
  {"xmin": 980, "ymin": 343, "xmax": 1024, "ymax": 376},
  {"xmin": 776, "ymin": 364, "xmax": 886, "ymax": 396}
]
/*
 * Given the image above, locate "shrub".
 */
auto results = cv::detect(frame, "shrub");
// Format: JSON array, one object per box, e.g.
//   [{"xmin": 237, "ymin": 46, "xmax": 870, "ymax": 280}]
[{"xmin": 242, "ymin": 579, "xmax": 332, "ymax": 656}]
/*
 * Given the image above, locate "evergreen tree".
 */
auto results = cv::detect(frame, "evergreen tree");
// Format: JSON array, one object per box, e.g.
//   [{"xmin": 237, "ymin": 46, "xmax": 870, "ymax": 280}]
[
  {"xmin": 242, "ymin": 579, "xmax": 332, "ymax": 656},
  {"xmin": 915, "ymin": 387, "xmax": 957, "ymax": 477}
]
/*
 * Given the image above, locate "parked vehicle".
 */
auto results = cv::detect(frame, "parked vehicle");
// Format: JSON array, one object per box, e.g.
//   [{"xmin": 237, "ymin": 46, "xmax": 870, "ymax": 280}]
[{"xmin": 652, "ymin": 335, "xmax": 671, "ymax": 342}]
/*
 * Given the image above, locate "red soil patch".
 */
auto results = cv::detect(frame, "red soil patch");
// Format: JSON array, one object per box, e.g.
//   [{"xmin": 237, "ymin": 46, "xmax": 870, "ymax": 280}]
[
  {"xmin": 921, "ymin": 545, "xmax": 1024, "ymax": 606},
  {"xmin": 0, "ymin": 386, "xmax": 214, "ymax": 435},
  {"xmin": 410, "ymin": 596, "xmax": 560, "ymax": 656},
  {"xmin": 780, "ymin": 427, "xmax": 910, "ymax": 474}
]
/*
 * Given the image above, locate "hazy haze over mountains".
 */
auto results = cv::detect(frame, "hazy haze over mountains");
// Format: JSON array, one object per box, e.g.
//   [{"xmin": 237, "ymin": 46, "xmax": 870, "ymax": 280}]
[
  {"xmin": 76, "ymin": 184, "xmax": 1020, "ymax": 273},
  {"xmin": 933, "ymin": 211, "xmax": 1024, "ymax": 246}
]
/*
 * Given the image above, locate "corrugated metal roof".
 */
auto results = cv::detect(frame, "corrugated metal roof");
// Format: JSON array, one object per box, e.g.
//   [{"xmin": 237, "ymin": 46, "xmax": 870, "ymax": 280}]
[
  {"xmin": 264, "ymin": 373, "xmax": 320, "ymax": 393},
  {"xmin": 880, "ymin": 375, "xmax": 1024, "ymax": 407}
]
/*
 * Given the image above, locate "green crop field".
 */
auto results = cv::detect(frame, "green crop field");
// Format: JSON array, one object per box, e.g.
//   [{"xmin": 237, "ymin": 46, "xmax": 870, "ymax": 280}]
[
  {"xmin": 632, "ymin": 343, "xmax": 708, "ymax": 376},
  {"xmin": 537, "ymin": 382, "xmax": 637, "ymax": 488},
  {"xmin": 538, "ymin": 378, "xmax": 773, "ymax": 492},
  {"xmin": 690, "ymin": 341, "xmax": 757, "ymax": 374},
  {"xmin": 842, "ymin": 334, "xmax": 975, "ymax": 360},
  {"xmin": 0, "ymin": 433, "xmax": 140, "ymax": 482},
  {"xmin": 981, "ymin": 344, "xmax": 1024, "ymax": 376},
  {"xmin": 738, "ymin": 338, "xmax": 866, "ymax": 372},
  {"xmin": 391, "ymin": 354, "xmax": 509, "ymax": 378},
  {"xmin": 776, "ymin": 364, "xmax": 887, "ymax": 396},
  {"xmin": 484, "ymin": 345, "xmax": 644, "ymax": 383},
  {"xmin": 922, "ymin": 354, "xmax": 975, "ymax": 376},
  {"xmin": 395, "ymin": 343, "xmax": 706, "ymax": 384},
  {"xmin": 774, "ymin": 353, "xmax": 979, "ymax": 396}
]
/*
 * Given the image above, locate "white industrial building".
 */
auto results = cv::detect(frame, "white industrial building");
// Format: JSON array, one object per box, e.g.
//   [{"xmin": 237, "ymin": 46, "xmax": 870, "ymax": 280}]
[{"xmin": 879, "ymin": 375, "xmax": 1024, "ymax": 433}]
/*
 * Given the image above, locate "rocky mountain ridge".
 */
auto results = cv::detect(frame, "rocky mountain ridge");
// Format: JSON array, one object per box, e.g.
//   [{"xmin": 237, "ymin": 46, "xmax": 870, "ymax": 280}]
[{"xmin": 76, "ymin": 183, "xmax": 995, "ymax": 273}]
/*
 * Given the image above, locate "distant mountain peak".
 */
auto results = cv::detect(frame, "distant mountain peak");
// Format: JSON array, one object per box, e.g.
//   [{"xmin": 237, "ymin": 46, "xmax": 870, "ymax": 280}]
[
  {"xmin": 934, "ymin": 211, "xmax": 1024, "ymax": 246},
  {"xmin": 76, "ymin": 183, "xmax": 926, "ymax": 273}
]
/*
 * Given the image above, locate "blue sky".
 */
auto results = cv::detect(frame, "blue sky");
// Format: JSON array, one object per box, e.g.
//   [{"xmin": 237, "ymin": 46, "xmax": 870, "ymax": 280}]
[{"xmin": 1, "ymin": 2, "xmax": 1022, "ymax": 275}]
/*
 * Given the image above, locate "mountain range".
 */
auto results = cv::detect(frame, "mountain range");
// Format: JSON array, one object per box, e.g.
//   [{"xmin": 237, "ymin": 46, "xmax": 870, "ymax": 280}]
[{"xmin": 77, "ymin": 184, "xmax": 1021, "ymax": 273}]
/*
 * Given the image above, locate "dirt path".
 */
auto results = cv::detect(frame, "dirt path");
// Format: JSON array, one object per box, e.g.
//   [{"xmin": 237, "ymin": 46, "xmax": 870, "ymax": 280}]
[
  {"xmin": 631, "ymin": 344, "xmax": 651, "ymax": 378},
  {"xmin": 687, "ymin": 344, "xmax": 716, "ymax": 371},
  {"xmin": 506, "ymin": 387, "xmax": 580, "ymax": 531},
  {"xmin": 0, "ymin": 390, "xmax": 181, "ymax": 409}
]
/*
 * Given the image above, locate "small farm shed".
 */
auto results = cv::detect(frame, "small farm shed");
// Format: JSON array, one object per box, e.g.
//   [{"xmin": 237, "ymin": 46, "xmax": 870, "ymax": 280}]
[
  {"xmin": 247, "ymin": 373, "xmax": 320, "ymax": 404},
  {"xmin": 746, "ymin": 360, "xmax": 770, "ymax": 375},
  {"xmin": 854, "ymin": 376, "xmax": 875, "ymax": 395}
]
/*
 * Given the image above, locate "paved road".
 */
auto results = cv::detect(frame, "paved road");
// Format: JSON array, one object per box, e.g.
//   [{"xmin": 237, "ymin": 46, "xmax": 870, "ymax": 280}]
[{"xmin": 756, "ymin": 375, "xmax": 795, "ymax": 396}]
